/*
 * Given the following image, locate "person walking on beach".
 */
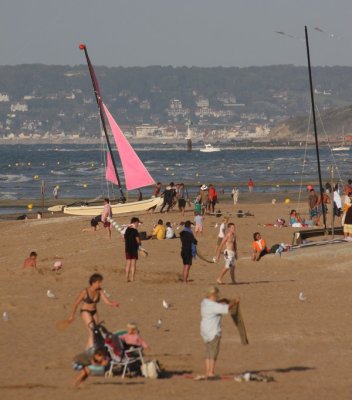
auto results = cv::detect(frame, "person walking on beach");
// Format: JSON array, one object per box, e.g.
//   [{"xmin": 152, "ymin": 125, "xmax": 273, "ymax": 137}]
[
  {"xmin": 231, "ymin": 186, "xmax": 239, "ymax": 205},
  {"xmin": 194, "ymin": 212, "xmax": 204, "ymax": 237},
  {"xmin": 214, "ymin": 217, "xmax": 229, "ymax": 257},
  {"xmin": 101, "ymin": 198, "xmax": 112, "ymax": 239},
  {"xmin": 160, "ymin": 182, "xmax": 175, "ymax": 213},
  {"xmin": 199, "ymin": 286, "xmax": 239, "ymax": 379},
  {"xmin": 215, "ymin": 222, "xmax": 237, "ymax": 284},
  {"xmin": 177, "ymin": 182, "xmax": 188, "ymax": 216},
  {"xmin": 207, "ymin": 184, "xmax": 218, "ymax": 214},
  {"xmin": 180, "ymin": 220, "xmax": 197, "ymax": 283},
  {"xmin": 68, "ymin": 273, "xmax": 119, "ymax": 349},
  {"xmin": 124, "ymin": 217, "xmax": 141, "ymax": 282},
  {"xmin": 53, "ymin": 185, "xmax": 59, "ymax": 199},
  {"xmin": 247, "ymin": 178, "xmax": 254, "ymax": 193}
]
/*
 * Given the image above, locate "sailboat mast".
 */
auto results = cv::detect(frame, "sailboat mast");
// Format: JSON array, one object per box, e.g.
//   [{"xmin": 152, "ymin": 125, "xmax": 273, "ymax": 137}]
[
  {"xmin": 79, "ymin": 44, "xmax": 126, "ymax": 202},
  {"xmin": 304, "ymin": 26, "xmax": 327, "ymax": 230}
]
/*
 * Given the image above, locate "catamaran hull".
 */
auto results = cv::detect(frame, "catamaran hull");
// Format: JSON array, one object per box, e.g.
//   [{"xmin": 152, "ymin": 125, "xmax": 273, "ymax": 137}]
[{"xmin": 61, "ymin": 197, "xmax": 163, "ymax": 216}]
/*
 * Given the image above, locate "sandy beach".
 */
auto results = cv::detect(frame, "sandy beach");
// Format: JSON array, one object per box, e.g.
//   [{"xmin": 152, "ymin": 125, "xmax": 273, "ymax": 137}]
[{"xmin": 1, "ymin": 197, "xmax": 351, "ymax": 400}]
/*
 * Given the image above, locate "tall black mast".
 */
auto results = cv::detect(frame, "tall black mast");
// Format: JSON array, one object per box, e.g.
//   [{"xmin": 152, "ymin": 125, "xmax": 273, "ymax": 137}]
[
  {"xmin": 304, "ymin": 27, "xmax": 326, "ymax": 230},
  {"xmin": 79, "ymin": 44, "xmax": 126, "ymax": 202}
]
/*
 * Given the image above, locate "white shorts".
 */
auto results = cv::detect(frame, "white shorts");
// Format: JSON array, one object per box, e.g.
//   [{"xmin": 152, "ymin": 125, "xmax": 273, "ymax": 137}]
[{"xmin": 224, "ymin": 250, "xmax": 235, "ymax": 269}]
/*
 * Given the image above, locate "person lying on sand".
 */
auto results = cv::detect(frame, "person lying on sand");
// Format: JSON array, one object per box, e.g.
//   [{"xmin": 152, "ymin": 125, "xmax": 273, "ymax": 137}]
[
  {"xmin": 73, "ymin": 348, "xmax": 109, "ymax": 387},
  {"xmin": 23, "ymin": 251, "xmax": 37, "ymax": 269}
]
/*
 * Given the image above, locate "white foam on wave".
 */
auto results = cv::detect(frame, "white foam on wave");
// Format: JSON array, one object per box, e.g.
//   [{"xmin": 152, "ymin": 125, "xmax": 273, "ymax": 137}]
[
  {"xmin": 0, "ymin": 192, "xmax": 17, "ymax": 200},
  {"xmin": 50, "ymin": 170, "xmax": 65, "ymax": 175},
  {"xmin": 0, "ymin": 174, "xmax": 32, "ymax": 183}
]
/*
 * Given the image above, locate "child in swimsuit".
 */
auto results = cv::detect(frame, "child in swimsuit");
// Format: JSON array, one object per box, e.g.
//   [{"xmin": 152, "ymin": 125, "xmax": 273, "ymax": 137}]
[
  {"xmin": 73, "ymin": 348, "xmax": 109, "ymax": 387},
  {"xmin": 69, "ymin": 273, "xmax": 119, "ymax": 349}
]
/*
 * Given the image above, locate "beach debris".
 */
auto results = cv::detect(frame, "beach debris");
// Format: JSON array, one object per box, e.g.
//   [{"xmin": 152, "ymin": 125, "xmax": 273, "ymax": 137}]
[
  {"xmin": 162, "ymin": 300, "xmax": 170, "ymax": 309},
  {"xmin": 103, "ymin": 289, "xmax": 111, "ymax": 298},
  {"xmin": 2, "ymin": 311, "xmax": 9, "ymax": 322},
  {"xmin": 154, "ymin": 319, "xmax": 162, "ymax": 329},
  {"xmin": 52, "ymin": 260, "xmax": 63, "ymax": 272},
  {"xmin": 212, "ymin": 257, "xmax": 217, "ymax": 263},
  {"xmin": 299, "ymin": 292, "xmax": 307, "ymax": 302},
  {"xmin": 234, "ymin": 372, "xmax": 274, "ymax": 382},
  {"xmin": 47, "ymin": 290, "xmax": 56, "ymax": 299}
]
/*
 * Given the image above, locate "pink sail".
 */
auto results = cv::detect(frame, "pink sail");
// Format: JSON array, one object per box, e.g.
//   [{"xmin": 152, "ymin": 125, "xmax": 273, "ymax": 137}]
[
  {"xmin": 103, "ymin": 103, "xmax": 155, "ymax": 191},
  {"xmin": 105, "ymin": 152, "xmax": 119, "ymax": 185}
]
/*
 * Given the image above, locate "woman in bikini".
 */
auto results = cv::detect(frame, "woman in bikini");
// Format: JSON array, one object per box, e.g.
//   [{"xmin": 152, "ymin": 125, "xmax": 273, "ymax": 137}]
[{"xmin": 68, "ymin": 273, "xmax": 119, "ymax": 349}]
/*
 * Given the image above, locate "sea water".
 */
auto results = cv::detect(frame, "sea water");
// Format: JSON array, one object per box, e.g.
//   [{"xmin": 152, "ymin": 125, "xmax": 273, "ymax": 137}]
[{"xmin": 0, "ymin": 143, "xmax": 350, "ymax": 203}]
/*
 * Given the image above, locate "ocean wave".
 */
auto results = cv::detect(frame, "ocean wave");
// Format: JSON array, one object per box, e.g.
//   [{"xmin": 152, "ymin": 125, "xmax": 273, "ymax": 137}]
[
  {"xmin": 50, "ymin": 170, "xmax": 65, "ymax": 175},
  {"xmin": 0, "ymin": 174, "xmax": 32, "ymax": 183},
  {"xmin": 0, "ymin": 192, "xmax": 17, "ymax": 200}
]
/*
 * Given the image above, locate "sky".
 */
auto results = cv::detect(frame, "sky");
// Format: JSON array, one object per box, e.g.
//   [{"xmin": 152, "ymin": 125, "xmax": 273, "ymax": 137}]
[{"xmin": 1, "ymin": 0, "xmax": 352, "ymax": 67}]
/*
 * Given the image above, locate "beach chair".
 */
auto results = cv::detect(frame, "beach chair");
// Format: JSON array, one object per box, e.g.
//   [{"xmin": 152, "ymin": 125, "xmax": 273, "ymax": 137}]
[{"xmin": 104, "ymin": 334, "xmax": 145, "ymax": 378}]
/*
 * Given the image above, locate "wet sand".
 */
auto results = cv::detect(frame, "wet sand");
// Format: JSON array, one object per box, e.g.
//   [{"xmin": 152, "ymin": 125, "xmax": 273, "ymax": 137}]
[{"xmin": 0, "ymin": 196, "xmax": 351, "ymax": 400}]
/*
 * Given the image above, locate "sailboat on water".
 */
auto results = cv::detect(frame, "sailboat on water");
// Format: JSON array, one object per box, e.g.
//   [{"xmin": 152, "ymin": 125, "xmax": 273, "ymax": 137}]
[
  {"xmin": 49, "ymin": 44, "xmax": 162, "ymax": 216},
  {"xmin": 332, "ymin": 128, "xmax": 350, "ymax": 152}
]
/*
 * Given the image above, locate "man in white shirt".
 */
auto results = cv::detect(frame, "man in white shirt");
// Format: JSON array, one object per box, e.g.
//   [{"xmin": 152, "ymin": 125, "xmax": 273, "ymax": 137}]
[{"xmin": 200, "ymin": 286, "xmax": 239, "ymax": 379}]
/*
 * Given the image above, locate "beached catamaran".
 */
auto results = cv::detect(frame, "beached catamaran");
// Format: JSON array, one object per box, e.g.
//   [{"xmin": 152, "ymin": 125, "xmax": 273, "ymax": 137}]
[{"xmin": 49, "ymin": 44, "xmax": 162, "ymax": 216}]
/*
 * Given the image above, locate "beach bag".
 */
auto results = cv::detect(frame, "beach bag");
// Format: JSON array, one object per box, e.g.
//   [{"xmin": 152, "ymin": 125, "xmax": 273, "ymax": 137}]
[{"xmin": 141, "ymin": 360, "xmax": 160, "ymax": 379}]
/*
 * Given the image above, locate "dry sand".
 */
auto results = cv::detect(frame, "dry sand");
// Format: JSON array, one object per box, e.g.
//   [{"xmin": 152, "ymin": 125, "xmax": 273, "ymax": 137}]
[{"xmin": 0, "ymin": 198, "xmax": 351, "ymax": 400}]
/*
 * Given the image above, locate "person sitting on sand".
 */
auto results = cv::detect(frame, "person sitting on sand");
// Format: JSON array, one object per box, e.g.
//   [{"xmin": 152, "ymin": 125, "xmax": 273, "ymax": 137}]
[
  {"xmin": 252, "ymin": 232, "xmax": 269, "ymax": 261},
  {"xmin": 152, "ymin": 219, "xmax": 166, "ymax": 240},
  {"xmin": 68, "ymin": 273, "xmax": 119, "ymax": 349},
  {"xmin": 23, "ymin": 251, "xmax": 37, "ymax": 269},
  {"xmin": 289, "ymin": 209, "xmax": 305, "ymax": 227},
  {"xmin": 165, "ymin": 221, "xmax": 176, "ymax": 239},
  {"xmin": 199, "ymin": 286, "xmax": 239, "ymax": 380},
  {"xmin": 120, "ymin": 322, "xmax": 150, "ymax": 351},
  {"xmin": 73, "ymin": 348, "xmax": 109, "ymax": 387}
]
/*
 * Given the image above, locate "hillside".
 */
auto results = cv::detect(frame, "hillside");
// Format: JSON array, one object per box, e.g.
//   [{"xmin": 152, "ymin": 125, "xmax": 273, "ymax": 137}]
[
  {"xmin": 270, "ymin": 105, "xmax": 352, "ymax": 142},
  {"xmin": 0, "ymin": 64, "xmax": 352, "ymax": 138}
]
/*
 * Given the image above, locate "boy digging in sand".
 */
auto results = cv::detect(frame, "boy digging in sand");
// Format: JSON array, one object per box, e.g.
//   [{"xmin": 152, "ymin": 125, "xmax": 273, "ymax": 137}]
[
  {"xmin": 23, "ymin": 251, "xmax": 37, "ymax": 269},
  {"xmin": 215, "ymin": 223, "xmax": 237, "ymax": 284}
]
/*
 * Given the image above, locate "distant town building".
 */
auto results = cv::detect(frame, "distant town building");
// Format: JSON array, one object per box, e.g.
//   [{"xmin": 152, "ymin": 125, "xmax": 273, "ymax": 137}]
[
  {"xmin": 0, "ymin": 93, "xmax": 9, "ymax": 102},
  {"xmin": 10, "ymin": 103, "xmax": 28, "ymax": 112}
]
